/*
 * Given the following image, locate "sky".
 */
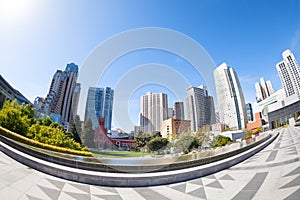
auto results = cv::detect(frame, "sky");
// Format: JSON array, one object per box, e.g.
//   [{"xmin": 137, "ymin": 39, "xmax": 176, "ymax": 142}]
[{"xmin": 0, "ymin": 0, "xmax": 300, "ymax": 131}]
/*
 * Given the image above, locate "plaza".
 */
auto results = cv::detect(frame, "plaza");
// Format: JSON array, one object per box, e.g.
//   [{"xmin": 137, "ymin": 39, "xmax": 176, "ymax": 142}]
[{"xmin": 1, "ymin": 126, "xmax": 300, "ymax": 199}]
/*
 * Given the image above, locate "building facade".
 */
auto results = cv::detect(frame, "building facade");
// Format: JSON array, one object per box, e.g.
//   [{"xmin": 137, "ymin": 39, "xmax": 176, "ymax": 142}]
[
  {"xmin": 84, "ymin": 87, "xmax": 114, "ymax": 131},
  {"xmin": 140, "ymin": 92, "xmax": 168, "ymax": 133},
  {"xmin": 167, "ymin": 108, "xmax": 174, "ymax": 119},
  {"xmin": 269, "ymin": 100, "xmax": 300, "ymax": 129},
  {"xmin": 42, "ymin": 63, "xmax": 80, "ymax": 130},
  {"xmin": 246, "ymin": 103, "xmax": 254, "ymax": 121},
  {"xmin": 276, "ymin": 49, "xmax": 300, "ymax": 99},
  {"xmin": 213, "ymin": 62, "xmax": 247, "ymax": 130},
  {"xmin": 185, "ymin": 85, "xmax": 216, "ymax": 132},
  {"xmin": 174, "ymin": 101, "xmax": 184, "ymax": 120},
  {"xmin": 255, "ymin": 77, "xmax": 274, "ymax": 102},
  {"xmin": 252, "ymin": 88, "xmax": 286, "ymax": 124},
  {"xmin": 0, "ymin": 75, "xmax": 32, "ymax": 109},
  {"xmin": 161, "ymin": 118, "xmax": 191, "ymax": 141}
]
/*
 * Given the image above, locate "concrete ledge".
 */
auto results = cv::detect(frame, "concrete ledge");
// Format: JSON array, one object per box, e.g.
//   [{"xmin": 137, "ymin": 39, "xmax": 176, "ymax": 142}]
[
  {"xmin": 0, "ymin": 132, "xmax": 272, "ymax": 173},
  {"xmin": 0, "ymin": 132, "xmax": 279, "ymax": 187}
]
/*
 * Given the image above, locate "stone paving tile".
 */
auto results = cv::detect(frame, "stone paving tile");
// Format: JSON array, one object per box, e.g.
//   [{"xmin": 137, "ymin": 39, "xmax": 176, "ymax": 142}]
[{"xmin": 134, "ymin": 188, "xmax": 169, "ymax": 200}]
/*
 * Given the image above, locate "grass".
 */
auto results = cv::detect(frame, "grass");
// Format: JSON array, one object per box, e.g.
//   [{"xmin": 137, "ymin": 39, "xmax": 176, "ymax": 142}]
[{"xmin": 91, "ymin": 150, "xmax": 151, "ymax": 158}]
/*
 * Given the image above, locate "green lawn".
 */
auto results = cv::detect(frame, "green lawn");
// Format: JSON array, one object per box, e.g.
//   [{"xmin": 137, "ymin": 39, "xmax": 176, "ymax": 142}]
[{"xmin": 91, "ymin": 150, "xmax": 151, "ymax": 158}]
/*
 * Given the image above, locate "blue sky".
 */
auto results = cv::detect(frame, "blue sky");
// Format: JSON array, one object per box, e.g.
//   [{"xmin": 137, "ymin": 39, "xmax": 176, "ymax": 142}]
[{"xmin": 0, "ymin": 0, "xmax": 300, "ymax": 130}]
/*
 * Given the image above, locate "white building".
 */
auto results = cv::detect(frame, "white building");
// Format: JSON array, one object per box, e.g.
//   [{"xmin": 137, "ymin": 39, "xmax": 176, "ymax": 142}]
[
  {"xmin": 255, "ymin": 77, "xmax": 274, "ymax": 102},
  {"xmin": 213, "ymin": 62, "xmax": 247, "ymax": 130},
  {"xmin": 140, "ymin": 92, "xmax": 168, "ymax": 133},
  {"xmin": 276, "ymin": 49, "xmax": 300, "ymax": 99},
  {"xmin": 185, "ymin": 85, "xmax": 216, "ymax": 132},
  {"xmin": 252, "ymin": 88, "xmax": 286, "ymax": 123},
  {"xmin": 266, "ymin": 80, "xmax": 275, "ymax": 95}
]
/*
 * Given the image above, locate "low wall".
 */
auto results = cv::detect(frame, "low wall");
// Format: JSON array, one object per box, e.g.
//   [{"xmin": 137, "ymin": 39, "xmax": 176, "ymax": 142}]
[
  {"xmin": 0, "ymin": 132, "xmax": 278, "ymax": 187},
  {"xmin": 0, "ymin": 132, "xmax": 273, "ymax": 173}
]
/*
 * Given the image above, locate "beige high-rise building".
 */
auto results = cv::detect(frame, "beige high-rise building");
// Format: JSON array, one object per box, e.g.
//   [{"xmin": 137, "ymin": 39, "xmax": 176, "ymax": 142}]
[
  {"xmin": 161, "ymin": 118, "xmax": 191, "ymax": 141},
  {"xmin": 255, "ymin": 77, "xmax": 274, "ymax": 102},
  {"xmin": 140, "ymin": 92, "xmax": 168, "ymax": 133}
]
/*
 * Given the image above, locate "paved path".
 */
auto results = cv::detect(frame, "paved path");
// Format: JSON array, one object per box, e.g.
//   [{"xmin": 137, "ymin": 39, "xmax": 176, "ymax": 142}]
[{"xmin": 1, "ymin": 126, "xmax": 300, "ymax": 200}]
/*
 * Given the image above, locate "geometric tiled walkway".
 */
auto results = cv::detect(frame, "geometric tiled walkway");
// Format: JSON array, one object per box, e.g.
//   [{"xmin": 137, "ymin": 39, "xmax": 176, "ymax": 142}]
[{"xmin": 1, "ymin": 126, "xmax": 300, "ymax": 200}]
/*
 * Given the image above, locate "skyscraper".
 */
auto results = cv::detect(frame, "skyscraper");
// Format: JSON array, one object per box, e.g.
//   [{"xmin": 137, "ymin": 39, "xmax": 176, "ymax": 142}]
[
  {"xmin": 266, "ymin": 80, "xmax": 275, "ymax": 95},
  {"xmin": 246, "ymin": 103, "xmax": 254, "ymax": 122},
  {"xmin": 43, "ymin": 63, "xmax": 80, "ymax": 129},
  {"xmin": 140, "ymin": 92, "xmax": 168, "ymax": 133},
  {"xmin": 174, "ymin": 101, "xmax": 184, "ymax": 120},
  {"xmin": 167, "ymin": 108, "xmax": 174, "ymax": 119},
  {"xmin": 255, "ymin": 77, "xmax": 274, "ymax": 102},
  {"xmin": 69, "ymin": 83, "xmax": 81, "ymax": 125},
  {"xmin": 185, "ymin": 85, "xmax": 215, "ymax": 132},
  {"xmin": 214, "ymin": 62, "xmax": 247, "ymax": 130},
  {"xmin": 84, "ymin": 87, "xmax": 114, "ymax": 130},
  {"xmin": 276, "ymin": 49, "xmax": 300, "ymax": 98}
]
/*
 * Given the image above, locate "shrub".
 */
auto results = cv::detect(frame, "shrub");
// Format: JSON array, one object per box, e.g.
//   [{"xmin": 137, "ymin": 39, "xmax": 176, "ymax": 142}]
[
  {"xmin": 0, "ymin": 100, "xmax": 89, "ymax": 154},
  {"xmin": 211, "ymin": 135, "xmax": 233, "ymax": 148},
  {"xmin": 147, "ymin": 137, "xmax": 169, "ymax": 152},
  {"xmin": 0, "ymin": 126, "xmax": 91, "ymax": 156}
]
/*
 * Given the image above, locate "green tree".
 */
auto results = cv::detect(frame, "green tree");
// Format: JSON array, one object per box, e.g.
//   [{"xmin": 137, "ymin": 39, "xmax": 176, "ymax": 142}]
[
  {"xmin": 27, "ymin": 123, "xmax": 84, "ymax": 151},
  {"xmin": 20, "ymin": 104, "xmax": 36, "ymax": 126},
  {"xmin": 49, "ymin": 121, "xmax": 64, "ymax": 130},
  {"xmin": 26, "ymin": 123, "xmax": 41, "ymax": 139},
  {"xmin": 81, "ymin": 118, "xmax": 95, "ymax": 148},
  {"xmin": 0, "ymin": 100, "xmax": 87, "ymax": 152},
  {"xmin": 151, "ymin": 131, "xmax": 162, "ymax": 138},
  {"xmin": 0, "ymin": 100, "xmax": 30, "ymax": 136},
  {"xmin": 135, "ymin": 129, "xmax": 143, "ymax": 137},
  {"xmin": 211, "ymin": 135, "xmax": 232, "ymax": 148},
  {"xmin": 135, "ymin": 132, "xmax": 150, "ymax": 148},
  {"xmin": 135, "ymin": 131, "xmax": 162, "ymax": 149},
  {"xmin": 74, "ymin": 115, "xmax": 82, "ymax": 135},
  {"xmin": 147, "ymin": 137, "xmax": 169, "ymax": 152},
  {"xmin": 175, "ymin": 135, "xmax": 199, "ymax": 154},
  {"xmin": 69, "ymin": 121, "xmax": 82, "ymax": 144},
  {"xmin": 42, "ymin": 117, "xmax": 53, "ymax": 126}
]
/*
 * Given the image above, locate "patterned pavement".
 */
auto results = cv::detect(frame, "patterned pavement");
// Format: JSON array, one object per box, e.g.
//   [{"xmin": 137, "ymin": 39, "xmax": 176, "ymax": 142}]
[{"xmin": 1, "ymin": 126, "xmax": 300, "ymax": 200}]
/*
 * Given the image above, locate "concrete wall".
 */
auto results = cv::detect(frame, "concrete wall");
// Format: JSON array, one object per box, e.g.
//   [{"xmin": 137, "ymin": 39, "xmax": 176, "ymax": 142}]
[{"xmin": 0, "ymin": 132, "xmax": 278, "ymax": 187}]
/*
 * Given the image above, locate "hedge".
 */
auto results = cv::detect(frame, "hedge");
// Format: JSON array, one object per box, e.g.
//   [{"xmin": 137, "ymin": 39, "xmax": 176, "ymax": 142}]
[{"xmin": 0, "ymin": 126, "xmax": 92, "ymax": 157}]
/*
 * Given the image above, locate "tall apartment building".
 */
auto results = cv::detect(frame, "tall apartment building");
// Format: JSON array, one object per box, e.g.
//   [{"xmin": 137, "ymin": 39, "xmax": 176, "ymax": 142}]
[
  {"xmin": 214, "ymin": 62, "xmax": 247, "ymax": 130},
  {"xmin": 276, "ymin": 49, "xmax": 300, "ymax": 99},
  {"xmin": 167, "ymin": 108, "xmax": 174, "ymax": 119},
  {"xmin": 84, "ymin": 87, "xmax": 114, "ymax": 130},
  {"xmin": 246, "ymin": 103, "xmax": 254, "ymax": 122},
  {"xmin": 174, "ymin": 101, "xmax": 184, "ymax": 120},
  {"xmin": 43, "ymin": 63, "xmax": 80, "ymax": 130},
  {"xmin": 185, "ymin": 85, "xmax": 216, "ymax": 132},
  {"xmin": 70, "ymin": 83, "xmax": 81, "ymax": 125},
  {"xmin": 255, "ymin": 77, "xmax": 274, "ymax": 102},
  {"xmin": 140, "ymin": 92, "xmax": 168, "ymax": 133}
]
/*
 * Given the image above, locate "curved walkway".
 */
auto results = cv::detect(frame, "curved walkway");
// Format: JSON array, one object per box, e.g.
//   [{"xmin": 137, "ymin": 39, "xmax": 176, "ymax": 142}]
[{"xmin": 1, "ymin": 126, "xmax": 300, "ymax": 200}]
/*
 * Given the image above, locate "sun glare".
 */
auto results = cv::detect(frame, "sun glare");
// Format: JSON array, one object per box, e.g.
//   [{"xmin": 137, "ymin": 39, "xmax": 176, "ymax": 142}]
[{"xmin": 0, "ymin": 0, "xmax": 34, "ymax": 24}]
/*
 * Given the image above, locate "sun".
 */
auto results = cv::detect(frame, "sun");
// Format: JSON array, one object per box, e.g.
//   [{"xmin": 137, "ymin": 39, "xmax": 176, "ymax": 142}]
[{"xmin": 0, "ymin": 0, "xmax": 34, "ymax": 24}]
